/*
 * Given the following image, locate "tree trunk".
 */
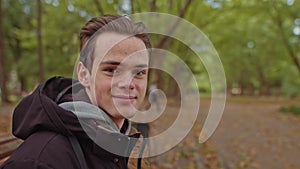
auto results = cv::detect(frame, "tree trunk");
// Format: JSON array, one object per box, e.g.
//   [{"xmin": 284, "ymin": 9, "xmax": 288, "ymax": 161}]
[
  {"xmin": 276, "ymin": 15, "xmax": 300, "ymax": 74},
  {"xmin": 37, "ymin": 0, "xmax": 44, "ymax": 83},
  {"xmin": 0, "ymin": 0, "xmax": 10, "ymax": 103},
  {"xmin": 239, "ymin": 83, "xmax": 244, "ymax": 96},
  {"xmin": 155, "ymin": 0, "xmax": 193, "ymax": 49},
  {"xmin": 150, "ymin": 0, "xmax": 156, "ymax": 12},
  {"xmin": 153, "ymin": 0, "xmax": 193, "ymax": 90},
  {"xmin": 168, "ymin": 0, "xmax": 173, "ymax": 12},
  {"xmin": 246, "ymin": 83, "xmax": 255, "ymax": 96},
  {"xmin": 130, "ymin": 0, "xmax": 134, "ymax": 14},
  {"xmin": 14, "ymin": 35, "xmax": 26, "ymax": 94}
]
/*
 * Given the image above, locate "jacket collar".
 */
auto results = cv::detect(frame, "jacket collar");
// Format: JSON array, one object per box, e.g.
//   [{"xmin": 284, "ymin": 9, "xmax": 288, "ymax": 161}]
[
  {"xmin": 92, "ymin": 128, "xmax": 141, "ymax": 158},
  {"xmin": 59, "ymin": 88, "xmax": 141, "ymax": 158}
]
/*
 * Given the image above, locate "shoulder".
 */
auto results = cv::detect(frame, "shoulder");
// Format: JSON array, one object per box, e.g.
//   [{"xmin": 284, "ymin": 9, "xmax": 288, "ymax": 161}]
[
  {"xmin": 1, "ymin": 159, "xmax": 53, "ymax": 169},
  {"xmin": 1, "ymin": 131, "xmax": 79, "ymax": 169},
  {"xmin": 18, "ymin": 130, "xmax": 72, "ymax": 158}
]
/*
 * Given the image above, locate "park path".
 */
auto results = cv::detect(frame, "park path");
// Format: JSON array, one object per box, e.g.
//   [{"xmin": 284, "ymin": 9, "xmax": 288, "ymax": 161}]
[
  {"xmin": 1, "ymin": 97, "xmax": 300, "ymax": 169},
  {"xmin": 148, "ymin": 97, "xmax": 217, "ymax": 169},
  {"xmin": 0, "ymin": 100, "xmax": 213, "ymax": 169},
  {"xmin": 210, "ymin": 98, "xmax": 300, "ymax": 169}
]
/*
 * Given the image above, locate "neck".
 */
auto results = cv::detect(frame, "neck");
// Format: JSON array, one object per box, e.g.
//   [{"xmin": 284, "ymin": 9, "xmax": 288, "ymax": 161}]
[
  {"xmin": 84, "ymin": 88, "xmax": 125, "ymax": 130},
  {"xmin": 85, "ymin": 88, "xmax": 97, "ymax": 105},
  {"xmin": 113, "ymin": 118, "xmax": 125, "ymax": 129}
]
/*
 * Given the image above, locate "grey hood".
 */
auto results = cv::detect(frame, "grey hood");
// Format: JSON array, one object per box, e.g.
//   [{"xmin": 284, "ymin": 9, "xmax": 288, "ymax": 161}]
[
  {"xmin": 58, "ymin": 101, "xmax": 140, "ymax": 158},
  {"xmin": 59, "ymin": 101, "xmax": 131, "ymax": 135}
]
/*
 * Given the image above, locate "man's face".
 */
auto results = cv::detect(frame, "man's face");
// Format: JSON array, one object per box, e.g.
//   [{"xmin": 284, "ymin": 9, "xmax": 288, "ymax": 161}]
[{"xmin": 88, "ymin": 32, "xmax": 149, "ymax": 124}]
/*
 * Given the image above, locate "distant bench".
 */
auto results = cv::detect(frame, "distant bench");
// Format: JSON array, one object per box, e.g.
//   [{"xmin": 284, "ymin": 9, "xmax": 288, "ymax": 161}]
[{"xmin": 0, "ymin": 134, "xmax": 22, "ymax": 164}]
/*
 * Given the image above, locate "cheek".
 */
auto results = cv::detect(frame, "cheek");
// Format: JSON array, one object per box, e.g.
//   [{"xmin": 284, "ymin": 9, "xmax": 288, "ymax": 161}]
[
  {"xmin": 95, "ymin": 80, "xmax": 112, "ymax": 102},
  {"xmin": 138, "ymin": 80, "xmax": 148, "ymax": 96}
]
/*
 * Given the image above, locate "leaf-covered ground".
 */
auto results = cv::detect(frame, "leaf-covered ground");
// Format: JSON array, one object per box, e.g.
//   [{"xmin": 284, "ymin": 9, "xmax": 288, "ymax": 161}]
[
  {"xmin": 210, "ymin": 97, "xmax": 300, "ymax": 169},
  {"xmin": 147, "ymin": 96, "xmax": 300, "ymax": 169},
  {"xmin": 1, "ymin": 97, "xmax": 300, "ymax": 169},
  {"xmin": 146, "ymin": 96, "xmax": 221, "ymax": 169}
]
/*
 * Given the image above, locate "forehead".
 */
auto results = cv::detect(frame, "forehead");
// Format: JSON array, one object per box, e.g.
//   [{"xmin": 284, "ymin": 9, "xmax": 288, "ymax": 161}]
[{"xmin": 93, "ymin": 32, "xmax": 149, "ymax": 66}]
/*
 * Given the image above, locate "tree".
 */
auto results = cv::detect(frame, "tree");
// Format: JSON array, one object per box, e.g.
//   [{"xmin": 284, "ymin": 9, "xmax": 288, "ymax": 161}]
[
  {"xmin": 202, "ymin": 0, "xmax": 300, "ymax": 96},
  {"xmin": 0, "ymin": 0, "xmax": 9, "ymax": 103},
  {"xmin": 37, "ymin": 0, "xmax": 44, "ymax": 82},
  {"xmin": 2, "ymin": 0, "xmax": 300, "ymax": 98},
  {"xmin": 267, "ymin": 0, "xmax": 300, "ymax": 75},
  {"xmin": 152, "ymin": 0, "xmax": 193, "ymax": 91}
]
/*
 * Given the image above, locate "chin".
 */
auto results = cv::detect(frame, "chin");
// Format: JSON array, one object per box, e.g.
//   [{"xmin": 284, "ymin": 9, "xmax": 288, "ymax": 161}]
[
  {"xmin": 121, "ymin": 111, "xmax": 137, "ymax": 119},
  {"xmin": 113, "ymin": 103, "xmax": 140, "ymax": 119}
]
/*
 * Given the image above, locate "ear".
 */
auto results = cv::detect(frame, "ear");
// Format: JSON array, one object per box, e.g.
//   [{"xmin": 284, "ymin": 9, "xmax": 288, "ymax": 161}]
[{"xmin": 77, "ymin": 62, "xmax": 91, "ymax": 88}]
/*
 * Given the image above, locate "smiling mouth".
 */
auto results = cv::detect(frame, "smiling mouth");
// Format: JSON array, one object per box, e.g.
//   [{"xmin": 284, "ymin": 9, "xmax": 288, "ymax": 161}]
[
  {"xmin": 112, "ymin": 95, "xmax": 137, "ymax": 100},
  {"xmin": 112, "ymin": 95, "xmax": 137, "ymax": 104}
]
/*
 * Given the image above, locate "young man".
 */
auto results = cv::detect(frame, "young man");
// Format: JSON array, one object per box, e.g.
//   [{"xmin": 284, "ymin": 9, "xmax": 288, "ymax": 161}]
[{"xmin": 0, "ymin": 14, "xmax": 151, "ymax": 169}]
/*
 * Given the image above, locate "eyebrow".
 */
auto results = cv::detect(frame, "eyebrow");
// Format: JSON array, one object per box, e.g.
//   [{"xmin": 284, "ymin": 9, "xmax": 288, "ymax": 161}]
[
  {"xmin": 100, "ymin": 61, "xmax": 120, "ymax": 65},
  {"xmin": 100, "ymin": 61, "xmax": 148, "ymax": 68}
]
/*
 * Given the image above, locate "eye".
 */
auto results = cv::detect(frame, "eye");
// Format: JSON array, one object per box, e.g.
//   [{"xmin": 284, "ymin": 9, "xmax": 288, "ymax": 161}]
[
  {"xmin": 103, "ymin": 67, "xmax": 119, "ymax": 76},
  {"xmin": 134, "ymin": 69, "xmax": 147, "ymax": 78},
  {"xmin": 106, "ymin": 68, "xmax": 116, "ymax": 73}
]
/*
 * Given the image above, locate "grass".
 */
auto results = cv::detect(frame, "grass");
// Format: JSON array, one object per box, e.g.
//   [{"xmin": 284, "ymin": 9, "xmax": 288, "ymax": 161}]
[{"xmin": 280, "ymin": 105, "xmax": 300, "ymax": 116}]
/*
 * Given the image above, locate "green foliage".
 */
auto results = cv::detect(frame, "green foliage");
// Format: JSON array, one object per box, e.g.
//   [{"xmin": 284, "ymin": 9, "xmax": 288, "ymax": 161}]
[
  {"xmin": 1, "ymin": 0, "xmax": 300, "ymax": 98},
  {"xmin": 280, "ymin": 105, "xmax": 300, "ymax": 116},
  {"xmin": 204, "ymin": 0, "xmax": 300, "ymax": 96}
]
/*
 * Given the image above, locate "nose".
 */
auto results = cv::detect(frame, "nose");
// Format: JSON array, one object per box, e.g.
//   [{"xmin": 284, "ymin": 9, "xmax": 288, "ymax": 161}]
[{"xmin": 115, "ymin": 72, "xmax": 134, "ymax": 90}]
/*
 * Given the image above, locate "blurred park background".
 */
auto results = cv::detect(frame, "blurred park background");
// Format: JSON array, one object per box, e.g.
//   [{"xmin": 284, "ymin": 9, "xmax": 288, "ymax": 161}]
[{"xmin": 0, "ymin": 0, "xmax": 300, "ymax": 169}]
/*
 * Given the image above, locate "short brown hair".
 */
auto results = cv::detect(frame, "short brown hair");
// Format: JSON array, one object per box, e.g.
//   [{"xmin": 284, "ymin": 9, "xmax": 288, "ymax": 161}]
[{"xmin": 79, "ymin": 14, "xmax": 151, "ymax": 71}]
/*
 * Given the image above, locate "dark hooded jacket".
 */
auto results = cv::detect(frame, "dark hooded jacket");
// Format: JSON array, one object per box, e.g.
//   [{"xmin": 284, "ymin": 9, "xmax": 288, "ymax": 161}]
[{"xmin": 0, "ymin": 77, "xmax": 147, "ymax": 169}]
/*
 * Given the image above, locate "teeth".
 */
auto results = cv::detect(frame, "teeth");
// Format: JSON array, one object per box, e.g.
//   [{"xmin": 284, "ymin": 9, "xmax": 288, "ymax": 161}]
[{"xmin": 114, "ymin": 96, "xmax": 136, "ymax": 99}]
